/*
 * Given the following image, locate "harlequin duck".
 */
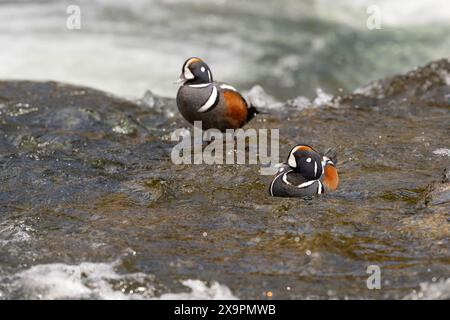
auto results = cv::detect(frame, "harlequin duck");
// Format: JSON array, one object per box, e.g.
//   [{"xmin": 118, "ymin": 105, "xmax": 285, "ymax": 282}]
[
  {"xmin": 176, "ymin": 57, "xmax": 258, "ymax": 131},
  {"xmin": 269, "ymin": 144, "xmax": 339, "ymax": 198}
]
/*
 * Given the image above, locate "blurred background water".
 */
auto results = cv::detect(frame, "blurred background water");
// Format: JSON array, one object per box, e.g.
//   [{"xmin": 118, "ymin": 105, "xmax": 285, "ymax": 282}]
[
  {"xmin": 1, "ymin": 0, "xmax": 450, "ymax": 300},
  {"xmin": 0, "ymin": 0, "xmax": 449, "ymax": 99}
]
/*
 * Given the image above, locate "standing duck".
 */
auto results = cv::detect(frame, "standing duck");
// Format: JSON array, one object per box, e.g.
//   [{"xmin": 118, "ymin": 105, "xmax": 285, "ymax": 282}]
[{"xmin": 176, "ymin": 57, "xmax": 257, "ymax": 131}]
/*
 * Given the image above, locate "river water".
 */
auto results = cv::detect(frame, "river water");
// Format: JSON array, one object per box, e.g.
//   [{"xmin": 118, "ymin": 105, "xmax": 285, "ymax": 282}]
[
  {"xmin": 0, "ymin": 0, "xmax": 449, "ymax": 300},
  {"xmin": 1, "ymin": 0, "xmax": 450, "ymax": 99}
]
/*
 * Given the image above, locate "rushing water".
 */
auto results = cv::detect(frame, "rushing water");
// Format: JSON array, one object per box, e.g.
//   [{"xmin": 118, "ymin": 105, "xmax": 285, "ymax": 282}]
[
  {"xmin": 0, "ymin": 0, "xmax": 450, "ymax": 300},
  {"xmin": 1, "ymin": 0, "xmax": 450, "ymax": 100},
  {"xmin": 0, "ymin": 58, "xmax": 449, "ymax": 299}
]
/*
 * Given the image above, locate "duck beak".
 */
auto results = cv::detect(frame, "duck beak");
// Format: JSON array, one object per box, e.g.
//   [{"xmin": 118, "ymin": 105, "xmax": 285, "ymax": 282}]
[{"xmin": 174, "ymin": 74, "xmax": 186, "ymax": 85}]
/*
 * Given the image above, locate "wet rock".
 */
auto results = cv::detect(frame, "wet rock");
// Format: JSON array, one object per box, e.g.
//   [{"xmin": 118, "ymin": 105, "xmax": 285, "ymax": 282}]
[
  {"xmin": 340, "ymin": 59, "xmax": 450, "ymax": 121},
  {"xmin": 1, "ymin": 59, "xmax": 450, "ymax": 299},
  {"xmin": 0, "ymin": 80, "xmax": 170, "ymax": 208},
  {"xmin": 354, "ymin": 58, "xmax": 450, "ymax": 100},
  {"xmin": 444, "ymin": 167, "xmax": 450, "ymax": 183},
  {"xmin": 423, "ymin": 167, "xmax": 450, "ymax": 207},
  {"xmin": 138, "ymin": 89, "xmax": 177, "ymax": 118}
]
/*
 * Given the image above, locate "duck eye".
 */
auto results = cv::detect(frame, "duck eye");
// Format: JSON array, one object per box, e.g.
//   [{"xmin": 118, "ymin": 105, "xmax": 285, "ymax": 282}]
[{"xmin": 201, "ymin": 67, "xmax": 206, "ymax": 72}]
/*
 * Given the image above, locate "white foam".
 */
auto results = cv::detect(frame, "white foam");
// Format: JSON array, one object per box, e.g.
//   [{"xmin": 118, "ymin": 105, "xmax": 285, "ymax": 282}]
[
  {"xmin": 159, "ymin": 280, "xmax": 238, "ymax": 300},
  {"xmin": 315, "ymin": 0, "xmax": 450, "ymax": 28},
  {"xmin": 245, "ymin": 85, "xmax": 334, "ymax": 110},
  {"xmin": 0, "ymin": 222, "xmax": 33, "ymax": 246},
  {"xmin": 404, "ymin": 278, "xmax": 450, "ymax": 300},
  {"xmin": 433, "ymin": 148, "xmax": 450, "ymax": 157},
  {"xmin": 4, "ymin": 261, "xmax": 237, "ymax": 300},
  {"xmin": 0, "ymin": 0, "xmax": 254, "ymax": 99},
  {"xmin": 11, "ymin": 261, "xmax": 154, "ymax": 300},
  {"xmin": 1, "ymin": 0, "xmax": 448, "ymax": 100},
  {"xmin": 244, "ymin": 85, "xmax": 283, "ymax": 110},
  {"xmin": 313, "ymin": 88, "xmax": 334, "ymax": 106},
  {"xmin": 440, "ymin": 71, "xmax": 450, "ymax": 86},
  {"xmin": 285, "ymin": 96, "xmax": 312, "ymax": 110}
]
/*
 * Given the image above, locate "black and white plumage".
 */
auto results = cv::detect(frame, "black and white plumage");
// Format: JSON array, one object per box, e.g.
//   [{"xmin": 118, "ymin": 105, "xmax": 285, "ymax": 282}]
[
  {"xmin": 269, "ymin": 144, "xmax": 339, "ymax": 198},
  {"xmin": 176, "ymin": 57, "xmax": 257, "ymax": 131}
]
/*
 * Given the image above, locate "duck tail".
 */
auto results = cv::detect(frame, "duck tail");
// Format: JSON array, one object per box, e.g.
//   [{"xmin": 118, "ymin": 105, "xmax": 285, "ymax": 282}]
[
  {"xmin": 247, "ymin": 105, "xmax": 259, "ymax": 122},
  {"xmin": 324, "ymin": 148, "xmax": 338, "ymax": 165}
]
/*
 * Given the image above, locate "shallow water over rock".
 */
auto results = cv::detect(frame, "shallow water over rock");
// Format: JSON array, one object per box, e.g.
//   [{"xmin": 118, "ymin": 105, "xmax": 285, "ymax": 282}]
[{"xmin": 0, "ymin": 60, "xmax": 449, "ymax": 299}]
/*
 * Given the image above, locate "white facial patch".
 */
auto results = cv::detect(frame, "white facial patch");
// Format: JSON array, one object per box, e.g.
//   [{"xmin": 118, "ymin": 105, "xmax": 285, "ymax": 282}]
[
  {"xmin": 306, "ymin": 157, "xmax": 312, "ymax": 163},
  {"xmin": 183, "ymin": 58, "xmax": 197, "ymax": 80},
  {"xmin": 201, "ymin": 66, "xmax": 206, "ymax": 72},
  {"xmin": 184, "ymin": 64, "xmax": 194, "ymax": 79},
  {"xmin": 288, "ymin": 152, "xmax": 297, "ymax": 168}
]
